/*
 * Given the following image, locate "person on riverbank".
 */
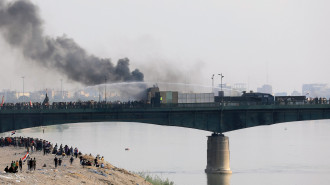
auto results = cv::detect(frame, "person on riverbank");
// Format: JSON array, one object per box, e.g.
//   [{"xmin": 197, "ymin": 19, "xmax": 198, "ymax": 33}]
[
  {"xmin": 59, "ymin": 158, "xmax": 62, "ymax": 166},
  {"xmin": 33, "ymin": 158, "xmax": 36, "ymax": 170},
  {"xmin": 27, "ymin": 158, "xmax": 30, "ymax": 170},
  {"xmin": 70, "ymin": 156, "xmax": 74, "ymax": 165},
  {"xmin": 19, "ymin": 158, "xmax": 22, "ymax": 172},
  {"xmin": 11, "ymin": 161, "xmax": 15, "ymax": 168},
  {"xmin": 54, "ymin": 157, "xmax": 58, "ymax": 168},
  {"xmin": 43, "ymin": 145, "xmax": 46, "ymax": 155},
  {"xmin": 29, "ymin": 159, "xmax": 33, "ymax": 171},
  {"xmin": 94, "ymin": 157, "xmax": 98, "ymax": 167},
  {"xmin": 74, "ymin": 147, "xmax": 78, "ymax": 158}
]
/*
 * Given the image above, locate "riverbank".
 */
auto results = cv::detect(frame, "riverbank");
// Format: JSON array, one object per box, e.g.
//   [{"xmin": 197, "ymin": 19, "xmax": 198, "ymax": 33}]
[{"xmin": 0, "ymin": 146, "xmax": 151, "ymax": 185}]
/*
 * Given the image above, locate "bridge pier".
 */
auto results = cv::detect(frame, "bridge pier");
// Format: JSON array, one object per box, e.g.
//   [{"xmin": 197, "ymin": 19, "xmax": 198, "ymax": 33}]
[{"xmin": 205, "ymin": 133, "xmax": 232, "ymax": 174}]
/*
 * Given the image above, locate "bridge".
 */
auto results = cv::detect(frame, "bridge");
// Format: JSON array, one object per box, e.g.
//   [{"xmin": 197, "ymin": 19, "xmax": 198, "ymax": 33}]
[
  {"xmin": 1, "ymin": 103, "xmax": 330, "ymax": 133},
  {"xmin": 1, "ymin": 102, "xmax": 330, "ymax": 173}
]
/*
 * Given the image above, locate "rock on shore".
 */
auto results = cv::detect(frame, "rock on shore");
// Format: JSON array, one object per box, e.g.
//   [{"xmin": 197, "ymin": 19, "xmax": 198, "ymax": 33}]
[{"xmin": 0, "ymin": 146, "xmax": 151, "ymax": 185}]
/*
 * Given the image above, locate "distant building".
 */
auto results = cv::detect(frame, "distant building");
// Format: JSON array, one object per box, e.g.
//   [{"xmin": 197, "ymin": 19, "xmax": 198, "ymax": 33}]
[
  {"xmin": 232, "ymin": 83, "xmax": 247, "ymax": 96},
  {"xmin": 275, "ymin": 92, "xmax": 287, "ymax": 96},
  {"xmin": 215, "ymin": 83, "xmax": 241, "ymax": 96},
  {"xmin": 302, "ymin": 84, "xmax": 330, "ymax": 98},
  {"xmin": 0, "ymin": 90, "xmax": 17, "ymax": 103},
  {"xmin": 30, "ymin": 91, "xmax": 44, "ymax": 102},
  {"xmin": 74, "ymin": 90, "xmax": 90, "ymax": 101},
  {"xmin": 291, "ymin": 90, "xmax": 301, "ymax": 96},
  {"xmin": 257, "ymin": 84, "xmax": 272, "ymax": 94}
]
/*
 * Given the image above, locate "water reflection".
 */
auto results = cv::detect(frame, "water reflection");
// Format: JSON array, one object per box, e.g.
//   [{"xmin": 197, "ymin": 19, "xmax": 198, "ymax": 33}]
[
  {"xmin": 207, "ymin": 174, "xmax": 231, "ymax": 185},
  {"xmin": 15, "ymin": 124, "xmax": 70, "ymax": 133}
]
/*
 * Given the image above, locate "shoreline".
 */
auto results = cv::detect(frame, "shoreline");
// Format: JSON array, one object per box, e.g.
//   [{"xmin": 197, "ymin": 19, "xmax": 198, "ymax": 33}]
[{"xmin": 0, "ymin": 137, "xmax": 151, "ymax": 185}]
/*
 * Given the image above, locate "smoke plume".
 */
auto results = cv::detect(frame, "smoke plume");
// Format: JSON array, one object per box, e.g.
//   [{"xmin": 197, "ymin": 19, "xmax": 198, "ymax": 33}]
[{"xmin": 0, "ymin": 0, "xmax": 144, "ymax": 85}]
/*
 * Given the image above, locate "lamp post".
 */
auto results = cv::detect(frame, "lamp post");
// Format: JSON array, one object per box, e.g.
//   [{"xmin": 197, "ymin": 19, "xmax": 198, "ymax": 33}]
[
  {"xmin": 60, "ymin": 79, "xmax": 63, "ymax": 100},
  {"xmin": 218, "ymin": 73, "xmax": 224, "ymax": 91},
  {"xmin": 104, "ymin": 77, "xmax": 107, "ymax": 102},
  {"xmin": 218, "ymin": 73, "xmax": 224, "ymax": 133},
  {"xmin": 21, "ymin": 76, "xmax": 25, "ymax": 102},
  {"xmin": 211, "ymin": 74, "xmax": 215, "ymax": 93}
]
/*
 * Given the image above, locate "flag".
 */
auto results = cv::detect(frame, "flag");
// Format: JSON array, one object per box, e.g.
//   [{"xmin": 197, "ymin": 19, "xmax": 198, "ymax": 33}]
[
  {"xmin": 11, "ymin": 130, "xmax": 16, "ymax": 135},
  {"xmin": 29, "ymin": 101, "xmax": 33, "ymax": 107},
  {"xmin": 0, "ymin": 96, "xmax": 4, "ymax": 107},
  {"xmin": 22, "ymin": 152, "xmax": 29, "ymax": 162}
]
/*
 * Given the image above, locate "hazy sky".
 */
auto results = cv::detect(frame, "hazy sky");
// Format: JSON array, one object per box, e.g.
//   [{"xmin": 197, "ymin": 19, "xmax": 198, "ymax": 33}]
[{"xmin": 0, "ymin": 0, "xmax": 329, "ymax": 93}]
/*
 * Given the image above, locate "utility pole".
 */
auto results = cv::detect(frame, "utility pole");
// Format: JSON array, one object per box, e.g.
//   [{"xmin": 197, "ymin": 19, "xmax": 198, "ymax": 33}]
[
  {"xmin": 21, "ymin": 76, "xmax": 25, "ymax": 102},
  {"xmin": 60, "ymin": 79, "xmax": 63, "ymax": 100},
  {"xmin": 211, "ymin": 74, "xmax": 215, "ymax": 93},
  {"xmin": 218, "ymin": 73, "xmax": 225, "ymax": 134},
  {"xmin": 218, "ymin": 73, "xmax": 224, "ymax": 91},
  {"xmin": 104, "ymin": 77, "xmax": 107, "ymax": 102}
]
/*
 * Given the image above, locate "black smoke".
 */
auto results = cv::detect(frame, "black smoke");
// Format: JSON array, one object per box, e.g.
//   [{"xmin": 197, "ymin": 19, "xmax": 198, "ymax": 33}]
[{"xmin": 0, "ymin": 0, "xmax": 144, "ymax": 85}]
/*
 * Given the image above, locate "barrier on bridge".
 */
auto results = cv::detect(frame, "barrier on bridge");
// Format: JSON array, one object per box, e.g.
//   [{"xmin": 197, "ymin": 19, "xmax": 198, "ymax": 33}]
[{"xmin": 0, "ymin": 98, "xmax": 329, "ymax": 111}]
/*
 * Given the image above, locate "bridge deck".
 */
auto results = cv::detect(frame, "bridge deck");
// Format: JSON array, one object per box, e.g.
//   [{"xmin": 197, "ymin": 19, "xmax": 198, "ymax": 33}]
[{"xmin": 1, "ymin": 103, "xmax": 330, "ymax": 133}]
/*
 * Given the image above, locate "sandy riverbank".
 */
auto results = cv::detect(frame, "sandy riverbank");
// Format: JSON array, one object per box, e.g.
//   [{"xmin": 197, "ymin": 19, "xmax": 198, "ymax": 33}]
[{"xmin": 0, "ymin": 146, "xmax": 151, "ymax": 185}]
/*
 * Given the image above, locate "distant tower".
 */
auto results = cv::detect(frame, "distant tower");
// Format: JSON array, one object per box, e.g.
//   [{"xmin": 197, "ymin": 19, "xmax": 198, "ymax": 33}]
[{"xmin": 257, "ymin": 84, "xmax": 273, "ymax": 94}]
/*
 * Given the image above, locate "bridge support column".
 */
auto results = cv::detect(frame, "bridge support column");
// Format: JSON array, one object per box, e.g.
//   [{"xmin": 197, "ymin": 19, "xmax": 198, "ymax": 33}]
[{"xmin": 205, "ymin": 133, "xmax": 232, "ymax": 174}]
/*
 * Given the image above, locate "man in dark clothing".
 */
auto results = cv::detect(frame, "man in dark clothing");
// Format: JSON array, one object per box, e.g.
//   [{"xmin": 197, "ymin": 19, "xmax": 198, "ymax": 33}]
[
  {"xmin": 70, "ymin": 156, "xmax": 74, "ymax": 165},
  {"xmin": 8, "ymin": 166, "xmax": 13, "ymax": 173},
  {"xmin": 19, "ymin": 158, "xmax": 22, "ymax": 172},
  {"xmin": 14, "ymin": 166, "xmax": 18, "ymax": 173},
  {"xmin": 58, "ymin": 158, "xmax": 62, "ymax": 166},
  {"xmin": 74, "ymin": 148, "xmax": 78, "ymax": 158},
  {"xmin": 33, "ymin": 158, "xmax": 36, "ymax": 170},
  {"xmin": 4, "ymin": 166, "xmax": 9, "ymax": 173},
  {"xmin": 27, "ymin": 159, "xmax": 30, "ymax": 170},
  {"xmin": 29, "ymin": 159, "xmax": 33, "ymax": 171},
  {"xmin": 94, "ymin": 157, "xmax": 98, "ymax": 166},
  {"xmin": 54, "ymin": 157, "xmax": 58, "ymax": 168}
]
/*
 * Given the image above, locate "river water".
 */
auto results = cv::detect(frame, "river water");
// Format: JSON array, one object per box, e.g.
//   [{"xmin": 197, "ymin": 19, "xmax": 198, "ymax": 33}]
[{"xmin": 2, "ymin": 120, "xmax": 330, "ymax": 185}]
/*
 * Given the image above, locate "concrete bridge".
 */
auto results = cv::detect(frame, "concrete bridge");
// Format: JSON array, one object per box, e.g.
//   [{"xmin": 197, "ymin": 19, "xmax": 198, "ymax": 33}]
[
  {"xmin": 1, "ymin": 103, "xmax": 329, "ymax": 133},
  {"xmin": 1, "ymin": 102, "xmax": 330, "ymax": 173}
]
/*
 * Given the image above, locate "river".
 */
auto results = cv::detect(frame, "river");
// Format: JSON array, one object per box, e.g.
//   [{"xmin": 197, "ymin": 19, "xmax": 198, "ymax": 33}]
[{"xmin": 2, "ymin": 120, "xmax": 330, "ymax": 185}]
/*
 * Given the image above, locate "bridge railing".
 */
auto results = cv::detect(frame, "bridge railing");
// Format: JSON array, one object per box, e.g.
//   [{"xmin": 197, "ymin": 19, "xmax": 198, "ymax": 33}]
[{"xmin": 0, "ymin": 99, "xmax": 329, "ymax": 111}]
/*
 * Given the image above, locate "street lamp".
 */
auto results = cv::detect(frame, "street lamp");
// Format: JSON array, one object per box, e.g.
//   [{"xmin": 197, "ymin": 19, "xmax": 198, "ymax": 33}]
[
  {"xmin": 104, "ymin": 77, "xmax": 107, "ymax": 102},
  {"xmin": 21, "ymin": 76, "xmax": 25, "ymax": 102},
  {"xmin": 211, "ymin": 74, "xmax": 215, "ymax": 93},
  {"xmin": 218, "ymin": 73, "xmax": 224, "ymax": 91},
  {"xmin": 218, "ymin": 73, "xmax": 225, "ymax": 132},
  {"xmin": 60, "ymin": 79, "xmax": 63, "ymax": 100}
]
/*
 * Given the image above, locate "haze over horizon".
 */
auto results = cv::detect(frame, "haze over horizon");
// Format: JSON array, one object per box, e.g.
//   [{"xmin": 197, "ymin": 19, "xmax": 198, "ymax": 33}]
[{"xmin": 0, "ymin": 0, "xmax": 329, "ymax": 94}]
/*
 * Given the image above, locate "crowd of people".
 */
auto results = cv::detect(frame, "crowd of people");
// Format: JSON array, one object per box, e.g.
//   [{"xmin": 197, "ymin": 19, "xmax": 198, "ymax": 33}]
[
  {"xmin": 0, "ymin": 136, "xmax": 52, "ymax": 152},
  {"xmin": 1, "ymin": 136, "xmax": 83, "ymax": 173},
  {"xmin": 1, "ymin": 97, "xmax": 330, "ymax": 111},
  {"xmin": 1, "ymin": 136, "xmax": 107, "ymax": 173},
  {"xmin": 0, "ymin": 100, "xmax": 146, "ymax": 110},
  {"xmin": 4, "ymin": 159, "xmax": 22, "ymax": 173},
  {"xmin": 79, "ymin": 154, "xmax": 105, "ymax": 168}
]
